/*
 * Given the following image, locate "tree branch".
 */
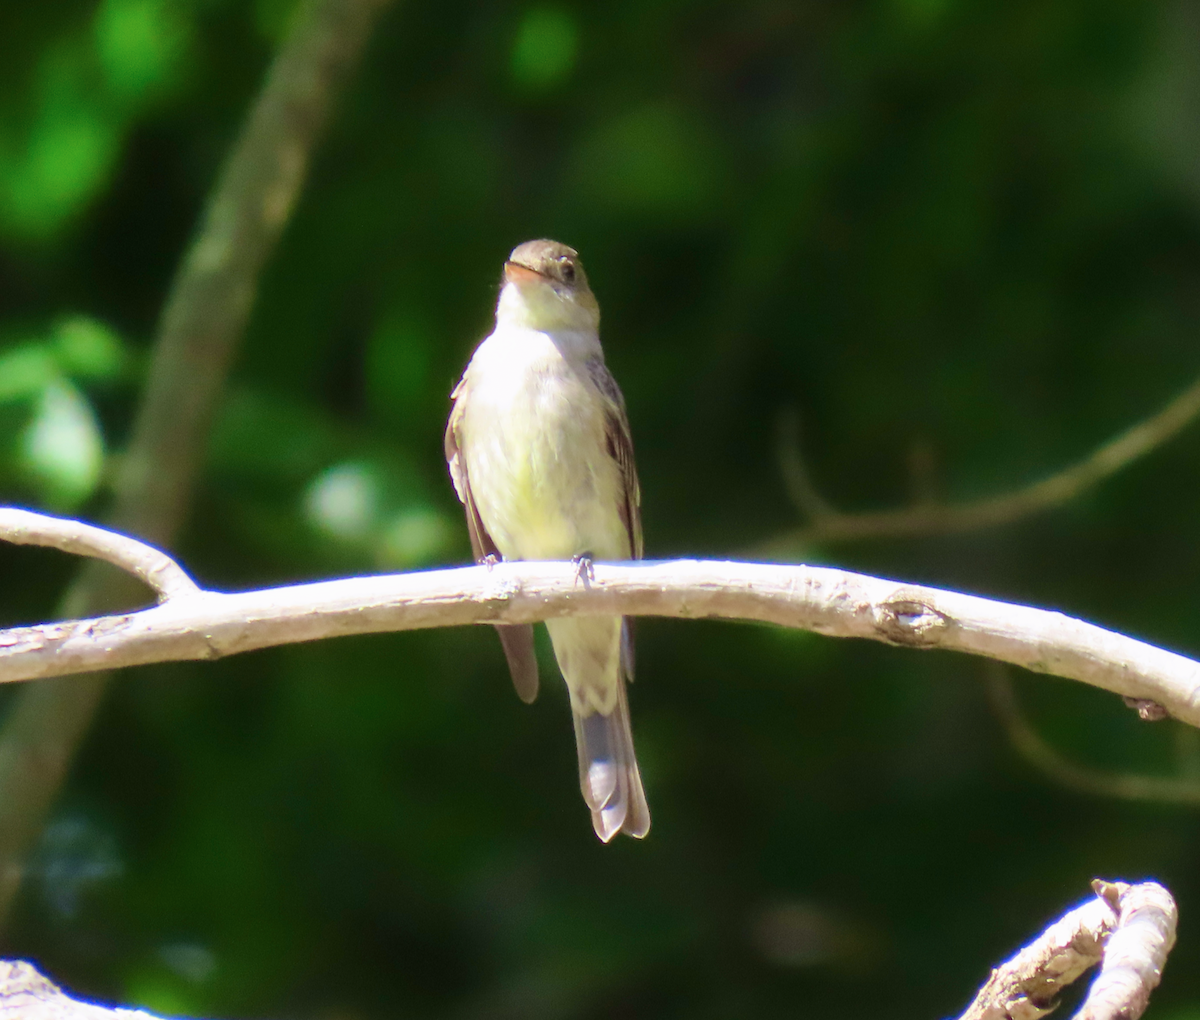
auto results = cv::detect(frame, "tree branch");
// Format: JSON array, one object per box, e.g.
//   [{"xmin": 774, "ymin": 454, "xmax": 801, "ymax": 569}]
[
  {"xmin": 955, "ymin": 880, "xmax": 1176, "ymax": 1020},
  {"xmin": 0, "ymin": 961, "xmax": 165, "ymax": 1019},
  {"xmin": 0, "ymin": 509, "xmax": 198, "ymax": 602},
  {"xmin": 0, "ymin": 0, "xmax": 394, "ymax": 927},
  {"xmin": 1073, "ymin": 882, "xmax": 1177, "ymax": 1020},
  {"xmin": 765, "ymin": 370, "xmax": 1200, "ymax": 551},
  {"xmin": 0, "ymin": 511, "xmax": 1198, "ymax": 729}
]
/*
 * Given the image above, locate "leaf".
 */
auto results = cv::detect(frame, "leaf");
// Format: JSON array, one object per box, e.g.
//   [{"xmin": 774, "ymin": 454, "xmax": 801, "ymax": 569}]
[
  {"xmin": 52, "ymin": 315, "xmax": 126, "ymax": 379},
  {"xmin": 377, "ymin": 508, "xmax": 454, "ymax": 568},
  {"xmin": 0, "ymin": 344, "xmax": 58, "ymax": 403},
  {"xmin": 303, "ymin": 461, "xmax": 380, "ymax": 541},
  {"xmin": 20, "ymin": 378, "xmax": 106, "ymax": 508}
]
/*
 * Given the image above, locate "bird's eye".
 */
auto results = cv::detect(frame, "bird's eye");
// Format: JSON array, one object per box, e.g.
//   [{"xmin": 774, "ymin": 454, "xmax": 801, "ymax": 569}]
[{"xmin": 559, "ymin": 261, "xmax": 576, "ymax": 283}]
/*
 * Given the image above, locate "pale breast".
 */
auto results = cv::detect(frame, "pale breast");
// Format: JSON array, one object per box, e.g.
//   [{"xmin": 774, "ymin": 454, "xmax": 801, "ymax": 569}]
[{"xmin": 460, "ymin": 328, "xmax": 629, "ymax": 562}]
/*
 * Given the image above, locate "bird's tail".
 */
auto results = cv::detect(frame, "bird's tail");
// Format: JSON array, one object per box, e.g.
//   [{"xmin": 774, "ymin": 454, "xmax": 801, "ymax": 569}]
[
  {"xmin": 547, "ymin": 615, "xmax": 649, "ymax": 841},
  {"xmin": 572, "ymin": 674, "xmax": 650, "ymax": 841}
]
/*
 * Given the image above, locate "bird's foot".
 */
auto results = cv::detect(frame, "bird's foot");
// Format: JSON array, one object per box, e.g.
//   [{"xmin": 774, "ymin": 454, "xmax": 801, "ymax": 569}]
[
  {"xmin": 572, "ymin": 552, "xmax": 595, "ymax": 587},
  {"xmin": 481, "ymin": 553, "xmax": 500, "ymax": 571}
]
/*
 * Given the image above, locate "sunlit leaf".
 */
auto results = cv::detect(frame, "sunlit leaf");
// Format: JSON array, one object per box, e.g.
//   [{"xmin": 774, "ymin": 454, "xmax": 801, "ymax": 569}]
[
  {"xmin": 0, "ymin": 344, "xmax": 59, "ymax": 403},
  {"xmin": 1, "ymin": 110, "xmax": 120, "ymax": 238},
  {"xmin": 52, "ymin": 315, "xmax": 126, "ymax": 379},
  {"xmin": 303, "ymin": 461, "xmax": 380, "ymax": 541},
  {"xmin": 157, "ymin": 943, "xmax": 217, "ymax": 984},
  {"xmin": 122, "ymin": 974, "xmax": 202, "ymax": 1020},
  {"xmin": 377, "ymin": 507, "xmax": 454, "ymax": 568},
  {"xmin": 94, "ymin": 0, "xmax": 191, "ymax": 103},
  {"xmin": 20, "ymin": 378, "xmax": 105, "ymax": 508}
]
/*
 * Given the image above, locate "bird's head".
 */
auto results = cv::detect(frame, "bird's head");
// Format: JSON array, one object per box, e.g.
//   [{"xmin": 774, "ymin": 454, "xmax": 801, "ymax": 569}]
[{"xmin": 496, "ymin": 239, "xmax": 600, "ymax": 332}]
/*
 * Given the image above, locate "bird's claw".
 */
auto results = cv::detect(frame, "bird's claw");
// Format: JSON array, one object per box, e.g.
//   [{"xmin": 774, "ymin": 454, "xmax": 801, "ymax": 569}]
[
  {"xmin": 482, "ymin": 553, "xmax": 500, "ymax": 571},
  {"xmin": 572, "ymin": 552, "xmax": 595, "ymax": 587}
]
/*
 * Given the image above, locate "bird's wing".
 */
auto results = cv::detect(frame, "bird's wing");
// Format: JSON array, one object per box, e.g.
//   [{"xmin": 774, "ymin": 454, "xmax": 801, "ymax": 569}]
[
  {"xmin": 586, "ymin": 359, "xmax": 643, "ymax": 560},
  {"xmin": 445, "ymin": 376, "xmax": 493, "ymax": 561},
  {"xmin": 586, "ymin": 359, "xmax": 642, "ymax": 683},
  {"xmin": 446, "ymin": 375, "xmax": 540, "ymax": 703}
]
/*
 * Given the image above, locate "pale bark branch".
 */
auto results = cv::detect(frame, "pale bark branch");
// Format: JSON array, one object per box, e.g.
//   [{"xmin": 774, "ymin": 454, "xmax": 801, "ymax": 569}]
[
  {"xmin": 1073, "ymin": 882, "xmax": 1177, "ymax": 1020},
  {"xmin": 0, "ymin": 961, "xmax": 166, "ymax": 1019},
  {"xmin": 0, "ymin": 509, "xmax": 198, "ymax": 602},
  {"xmin": 0, "ymin": 0, "xmax": 395, "ymax": 927},
  {"xmin": 957, "ymin": 883, "xmax": 1115, "ymax": 1020},
  {"xmin": 955, "ymin": 880, "xmax": 1176, "ymax": 1020},
  {"xmin": 0, "ymin": 510, "xmax": 1198, "ymax": 729},
  {"xmin": 766, "ymin": 370, "xmax": 1200, "ymax": 551}
]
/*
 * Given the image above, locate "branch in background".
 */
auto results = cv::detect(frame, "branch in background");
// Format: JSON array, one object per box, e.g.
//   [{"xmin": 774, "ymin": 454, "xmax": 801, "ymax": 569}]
[
  {"xmin": 0, "ymin": 880, "xmax": 1175, "ymax": 1019},
  {"xmin": 766, "ymin": 370, "xmax": 1200, "ymax": 551},
  {"xmin": 107, "ymin": 0, "xmax": 393, "ymax": 552},
  {"xmin": 955, "ymin": 880, "xmax": 1176, "ymax": 1020},
  {"xmin": 776, "ymin": 408, "xmax": 839, "ymax": 521},
  {"xmin": 1, "ymin": 510, "xmax": 1200, "ymax": 724},
  {"xmin": 0, "ymin": 0, "xmax": 395, "ymax": 926},
  {"xmin": 985, "ymin": 664, "xmax": 1200, "ymax": 806}
]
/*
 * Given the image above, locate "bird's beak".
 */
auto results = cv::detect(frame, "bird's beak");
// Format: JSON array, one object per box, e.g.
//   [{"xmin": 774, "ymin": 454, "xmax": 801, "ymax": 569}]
[{"xmin": 504, "ymin": 261, "xmax": 545, "ymax": 286}]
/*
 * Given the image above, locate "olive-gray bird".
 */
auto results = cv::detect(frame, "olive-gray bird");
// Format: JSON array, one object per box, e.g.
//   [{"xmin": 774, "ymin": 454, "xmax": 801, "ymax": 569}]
[{"xmin": 445, "ymin": 239, "xmax": 649, "ymax": 841}]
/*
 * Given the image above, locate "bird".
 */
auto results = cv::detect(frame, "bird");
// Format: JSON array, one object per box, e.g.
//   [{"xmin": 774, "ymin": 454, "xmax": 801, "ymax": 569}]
[{"xmin": 444, "ymin": 239, "xmax": 650, "ymax": 842}]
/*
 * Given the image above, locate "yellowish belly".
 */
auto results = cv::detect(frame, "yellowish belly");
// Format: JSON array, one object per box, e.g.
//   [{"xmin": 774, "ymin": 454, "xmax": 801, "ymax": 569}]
[{"xmin": 462, "ymin": 350, "xmax": 628, "ymax": 563}]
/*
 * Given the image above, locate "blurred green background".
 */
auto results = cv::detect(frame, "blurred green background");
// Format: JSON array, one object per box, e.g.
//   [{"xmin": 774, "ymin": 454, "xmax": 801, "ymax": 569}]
[{"xmin": 1, "ymin": 0, "xmax": 1199, "ymax": 1016}]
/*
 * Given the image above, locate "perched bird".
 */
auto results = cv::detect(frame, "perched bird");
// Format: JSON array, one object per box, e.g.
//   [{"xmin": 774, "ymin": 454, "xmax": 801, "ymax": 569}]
[{"xmin": 445, "ymin": 239, "xmax": 649, "ymax": 842}]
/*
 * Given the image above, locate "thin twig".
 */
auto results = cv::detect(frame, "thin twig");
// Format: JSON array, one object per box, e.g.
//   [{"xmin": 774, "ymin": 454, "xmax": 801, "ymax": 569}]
[
  {"xmin": 954, "ymin": 880, "xmax": 1176, "ymax": 1020},
  {"xmin": 766, "ymin": 371, "xmax": 1200, "ymax": 551},
  {"xmin": 776, "ymin": 408, "xmax": 837, "ymax": 520},
  {"xmin": 0, "ymin": 509, "xmax": 197, "ymax": 602},
  {"xmin": 0, "ymin": 511, "xmax": 1198, "ymax": 726},
  {"xmin": 985, "ymin": 664, "xmax": 1200, "ymax": 806},
  {"xmin": 0, "ymin": 0, "xmax": 394, "ymax": 927}
]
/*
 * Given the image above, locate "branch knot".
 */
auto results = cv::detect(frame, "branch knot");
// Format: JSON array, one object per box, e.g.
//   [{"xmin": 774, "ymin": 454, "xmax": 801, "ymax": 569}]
[{"xmin": 873, "ymin": 595, "xmax": 949, "ymax": 647}]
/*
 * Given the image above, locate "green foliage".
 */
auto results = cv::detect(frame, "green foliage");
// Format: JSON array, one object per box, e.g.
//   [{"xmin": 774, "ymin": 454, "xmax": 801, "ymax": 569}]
[
  {"xmin": 95, "ymin": 0, "xmax": 191, "ymax": 102},
  {"xmin": 0, "ymin": 0, "xmax": 194, "ymax": 241},
  {"xmin": 1, "ymin": 0, "xmax": 1200, "ymax": 1017},
  {"xmin": 0, "ymin": 316, "xmax": 127, "ymax": 508},
  {"xmin": 20, "ymin": 378, "xmax": 105, "ymax": 508}
]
